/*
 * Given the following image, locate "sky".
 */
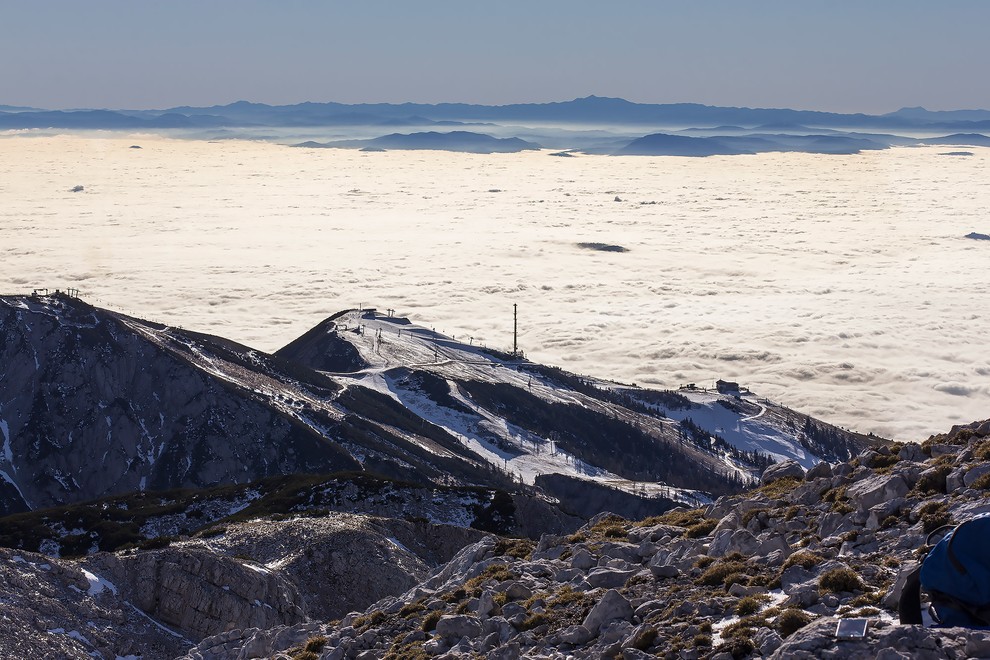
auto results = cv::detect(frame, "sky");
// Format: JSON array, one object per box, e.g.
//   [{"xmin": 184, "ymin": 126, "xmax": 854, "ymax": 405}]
[{"xmin": 2, "ymin": 1, "xmax": 989, "ymax": 113}]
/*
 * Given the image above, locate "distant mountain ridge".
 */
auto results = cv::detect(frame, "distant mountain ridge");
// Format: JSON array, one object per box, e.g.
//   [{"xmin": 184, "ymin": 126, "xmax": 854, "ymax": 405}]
[{"xmin": 3, "ymin": 96, "xmax": 990, "ymax": 132}]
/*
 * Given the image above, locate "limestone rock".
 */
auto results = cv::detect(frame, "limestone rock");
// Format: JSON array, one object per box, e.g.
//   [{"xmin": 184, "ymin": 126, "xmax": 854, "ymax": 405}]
[
  {"xmin": 582, "ymin": 589, "xmax": 634, "ymax": 634},
  {"xmin": 846, "ymin": 473, "xmax": 909, "ymax": 512},
  {"xmin": 762, "ymin": 460, "xmax": 806, "ymax": 484},
  {"xmin": 89, "ymin": 547, "xmax": 306, "ymax": 641}
]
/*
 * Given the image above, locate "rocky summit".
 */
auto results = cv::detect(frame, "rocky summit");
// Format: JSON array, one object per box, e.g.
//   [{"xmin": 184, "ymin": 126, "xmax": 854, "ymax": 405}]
[{"xmin": 172, "ymin": 420, "xmax": 990, "ymax": 659}]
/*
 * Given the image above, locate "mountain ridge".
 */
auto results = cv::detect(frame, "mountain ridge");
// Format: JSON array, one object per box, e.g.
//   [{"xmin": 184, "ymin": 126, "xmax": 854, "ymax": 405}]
[{"xmin": 0, "ymin": 292, "xmax": 869, "ymax": 519}]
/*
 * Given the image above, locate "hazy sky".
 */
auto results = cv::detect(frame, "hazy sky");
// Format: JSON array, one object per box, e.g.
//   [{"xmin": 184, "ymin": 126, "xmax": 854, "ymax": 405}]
[{"xmin": 2, "ymin": 1, "xmax": 989, "ymax": 113}]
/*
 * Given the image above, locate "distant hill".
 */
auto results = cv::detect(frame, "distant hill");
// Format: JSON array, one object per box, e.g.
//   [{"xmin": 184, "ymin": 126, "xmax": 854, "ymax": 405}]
[
  {"xmin": 614, "ymin": 133, "xmax": 749, "ymax": 156},
  {"xmin": 296, "ymin": 131, "xmax": 542, "ymax": 154},
  {"xmin": 918, "ymin": 133, "xmax": 990, "ymax": 146},
  {"xmin": 0, "ymin": 109, "xmax": 226, "ymax": 129},
  {"xmin": 884, "ymin": 106, "xmax": 990, "ymax": 123},
  {"xmin": 612, "ymin": 132, "xmax": 888, "ymax": 156}
]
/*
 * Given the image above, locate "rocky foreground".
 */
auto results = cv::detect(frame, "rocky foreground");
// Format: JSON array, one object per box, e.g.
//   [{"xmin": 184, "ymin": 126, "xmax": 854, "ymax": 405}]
[{"xmin": 182, "ymin": 420, "xmax": 990, "ymax": 659}]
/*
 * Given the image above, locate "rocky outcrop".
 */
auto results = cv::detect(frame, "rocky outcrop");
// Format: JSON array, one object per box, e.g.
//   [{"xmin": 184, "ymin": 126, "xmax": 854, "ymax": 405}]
[
  {"xmin": 174, "ymin": 513, "xmax": 487, "ymax": 621},
  {"xmin": 87, "ymin": 547, "xmax": 306, "ymax": 641},
  {"xmin": 0, "ymin": 547, "xmax": 189, "ymax": 659},
  {"xmin": 771, "ymin": 616, "xmax": 990, "ymax": 659},
  {"xmin": 0, "ymin": 510, "xmax": 490, "ymax": 659},
  {"xmin": 181, "ymin": 419, "xmax": 990, "ymax": 659}
]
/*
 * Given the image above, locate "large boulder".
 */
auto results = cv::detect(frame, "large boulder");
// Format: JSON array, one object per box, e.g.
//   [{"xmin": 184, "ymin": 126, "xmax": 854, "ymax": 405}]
[
  {"xmin": 845, "ymin": 474, "xmax": 909, "ymax": 512},
  {"xmin": 762, "ymin": 460, "xmax": 806, "ymax": 484},
  {"xmin": 582, "ymin": 589, "xmax": 633, "ymax": 634}
]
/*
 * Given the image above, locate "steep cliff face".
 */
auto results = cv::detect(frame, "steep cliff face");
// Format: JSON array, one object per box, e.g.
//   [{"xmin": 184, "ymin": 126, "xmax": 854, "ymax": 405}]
[
  {"xmin": 89, "ymin": 547, "xmax": 307, "ymax": 640},
  {"xmin": 0, "ymin": 294, "xmax": 359, "ymax": 513}
]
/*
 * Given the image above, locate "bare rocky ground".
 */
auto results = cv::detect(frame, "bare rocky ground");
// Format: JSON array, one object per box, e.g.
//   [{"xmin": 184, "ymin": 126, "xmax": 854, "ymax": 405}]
[
  {"xmin": 0, "ymin": 513, "xmax": 488, "ymax": 659},
  {"xmin": 180, "ymin": 419, "xmax": 990, "ymax": 659}
]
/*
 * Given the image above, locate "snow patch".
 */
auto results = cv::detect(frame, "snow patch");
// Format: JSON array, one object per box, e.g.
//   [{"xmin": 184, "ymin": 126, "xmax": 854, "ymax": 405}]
[
  {"xmin": 387, "ymin": 536, "xmax": 411, "ymax": 554},
  {"xmin": 0, "ymin": 418, "xmax": 11, "ymax": 465},
  {"xmin": 0, "ymin": 469, "xmax": 30, "ymax": 508},
  {"xmin": 81, "ymin": 568, "xmax": 118, "ymax": 596}
]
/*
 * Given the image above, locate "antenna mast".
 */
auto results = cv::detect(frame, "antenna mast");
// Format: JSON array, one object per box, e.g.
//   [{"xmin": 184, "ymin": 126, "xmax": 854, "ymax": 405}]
[{"xmin": 513, "ymin": 303, "xmax": 518, "ymax": 356}]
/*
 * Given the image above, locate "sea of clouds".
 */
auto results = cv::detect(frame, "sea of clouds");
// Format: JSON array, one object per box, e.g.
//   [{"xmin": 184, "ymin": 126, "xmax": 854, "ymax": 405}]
[{"xmin": 2, "ymin": 134, "xmax": 988, "ymax": 440}]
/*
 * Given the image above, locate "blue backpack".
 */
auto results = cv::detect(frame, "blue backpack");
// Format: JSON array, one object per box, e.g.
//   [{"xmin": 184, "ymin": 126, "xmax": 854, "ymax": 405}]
[{"xmin": 899, "ymin": 513, "xmax": 990, "ymax": 627}]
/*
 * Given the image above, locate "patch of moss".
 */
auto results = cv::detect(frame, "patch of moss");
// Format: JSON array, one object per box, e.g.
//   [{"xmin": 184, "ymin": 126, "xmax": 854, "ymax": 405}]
[
  {"xmin": 782, "ymin": 550, "xmax": 824, "ymax": 571},
  {"xmin": 741, "ymin": 508, "xmax": 768, "ymax": 527},
  {"xmin": 972, "ymin": 472, "xmax": 990, "ymax": 490},
  {"xmin": 777, "ymin": 608, "xmax": 812, "ymax": 637},
  {"xmin": 304, "ymin": 635, "xmax": 327, "ymax": 653},
  {"xmin": 920, "ymin": 502, "xmax": 952, "ymax": 535},
  {"xmin": 520, "ymin": 612, "xmax": 550, "ymax": 631},
  {"xmin": 384, "ymin": 642, "xmax": 430, "ymax": 660},
  {"xmin": 696, "ymin": 561, "xmax": 748, "ymax": 587},
  {"xmin": 868, "ymin": 453, "xmax": 900, "ymax": 470},
  {"xmin": 685, "ymin": 518, "xmax": 718, "ymax": 538},
  {"xmin": 421, "ymin": 610, "xmax": 441, "ymax": 632},
  {"xmin": 849, "ymin": 592, "xmax": 882, "ymax": 607},
  {"xmin": 818, "ymin": 567, "xmax": 863, "ymax": 593},
  {"xmin": 757, "ymin": 476, "xmax": 802, "ymax": 499},
  {"xmin": 492, "ymin": 537, "xmax": 535, "ymax": 560},
  {"xmin": 352, "ymin": 609, "xmax": 387, "ymax": 630},
  {"xmin": 464, "ymin": 563, "xmax": 515, "ymax": 595},
  {"xmin": 653, "ymin": 508, "xmax": 706, "ymax": 528},
  {"xmin": 735, "ymin": 596, "xmax": 763, "ymax": 616},
  {"xmin": 915, "ymin": 466, "xmax": 952, "ymax": 495},
  {"xmin": 291, "ymin": 652, "xmax": 319, "ymax": 660}
]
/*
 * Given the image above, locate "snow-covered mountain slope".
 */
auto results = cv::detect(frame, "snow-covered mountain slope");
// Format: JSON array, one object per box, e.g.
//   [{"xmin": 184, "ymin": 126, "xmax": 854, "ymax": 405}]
[
  {"xmin": 0, "ymin": 293, "xmax": 872, "ymax": 517},
  {"xmin": 278, "ymin": 308, "xmax": 872, "ymax": 503}
]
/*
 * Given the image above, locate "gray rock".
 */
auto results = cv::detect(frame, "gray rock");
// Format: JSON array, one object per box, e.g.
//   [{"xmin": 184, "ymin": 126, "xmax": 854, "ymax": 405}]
[
  {"xmin": 571, "ymin": 548, "xmax": 596, "ymax": 571},
  {"xmin": 435, "ymin": 614, "xmax": 483, "ymax": 640},
  {"xmin": 587, "ymin": 567, "xmax": 639, "ymax": 589},
  {"xmin": 622, "ymin": 649, "xmax": 655, "ymax": 660},
  {"xmin": 964, "ymin": 463, "xmax": 990, "ymax": 488},
  {"xmin": 649, "ymin": 562, "xmax": 680, "ymax": 579},
  {"xmin": 754, "ymin": 627, "xmax": 783, "ymax": 655},
  {"xmin": 762, "ymin": 460, "xmax": 806, "ymax": 484},
  {"xmin": 708, "ymin": 529, "xmax": 761, "ymax": 557},
  {"xmin": 899, "ymin": 443, "xmax": 925, "ymax": 462},
  {"xmin": 477, "ymin": 590, "xmax": 495, "ymax": 618},
  {"xmin": 556, "ymin": 624, "xmax": 593, "ymax": 644},
  {"xmin": 846, "ymin": 474, "xmax": 909, "ymax": 512},
  {"xmin": 806, "ymin": 461, "xmax": 833, "ymax": 480},
  {"xmin": 424, "ymin": 536, "xmax": 496, "ymax": 590},
  {"xmin": 947, "ymin": 466, "xmax": 967, "ymax": 492},
  {"xmin": 582, "ymin": 589, "xmax": 634, "ymax": 634},
  {"xmin": 866, "ymin": 497, "xmax": 905, "ymax": 530},
  {"xmin": 503, "ymin": 581, "xmax": 533, "ymax": 600}
]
